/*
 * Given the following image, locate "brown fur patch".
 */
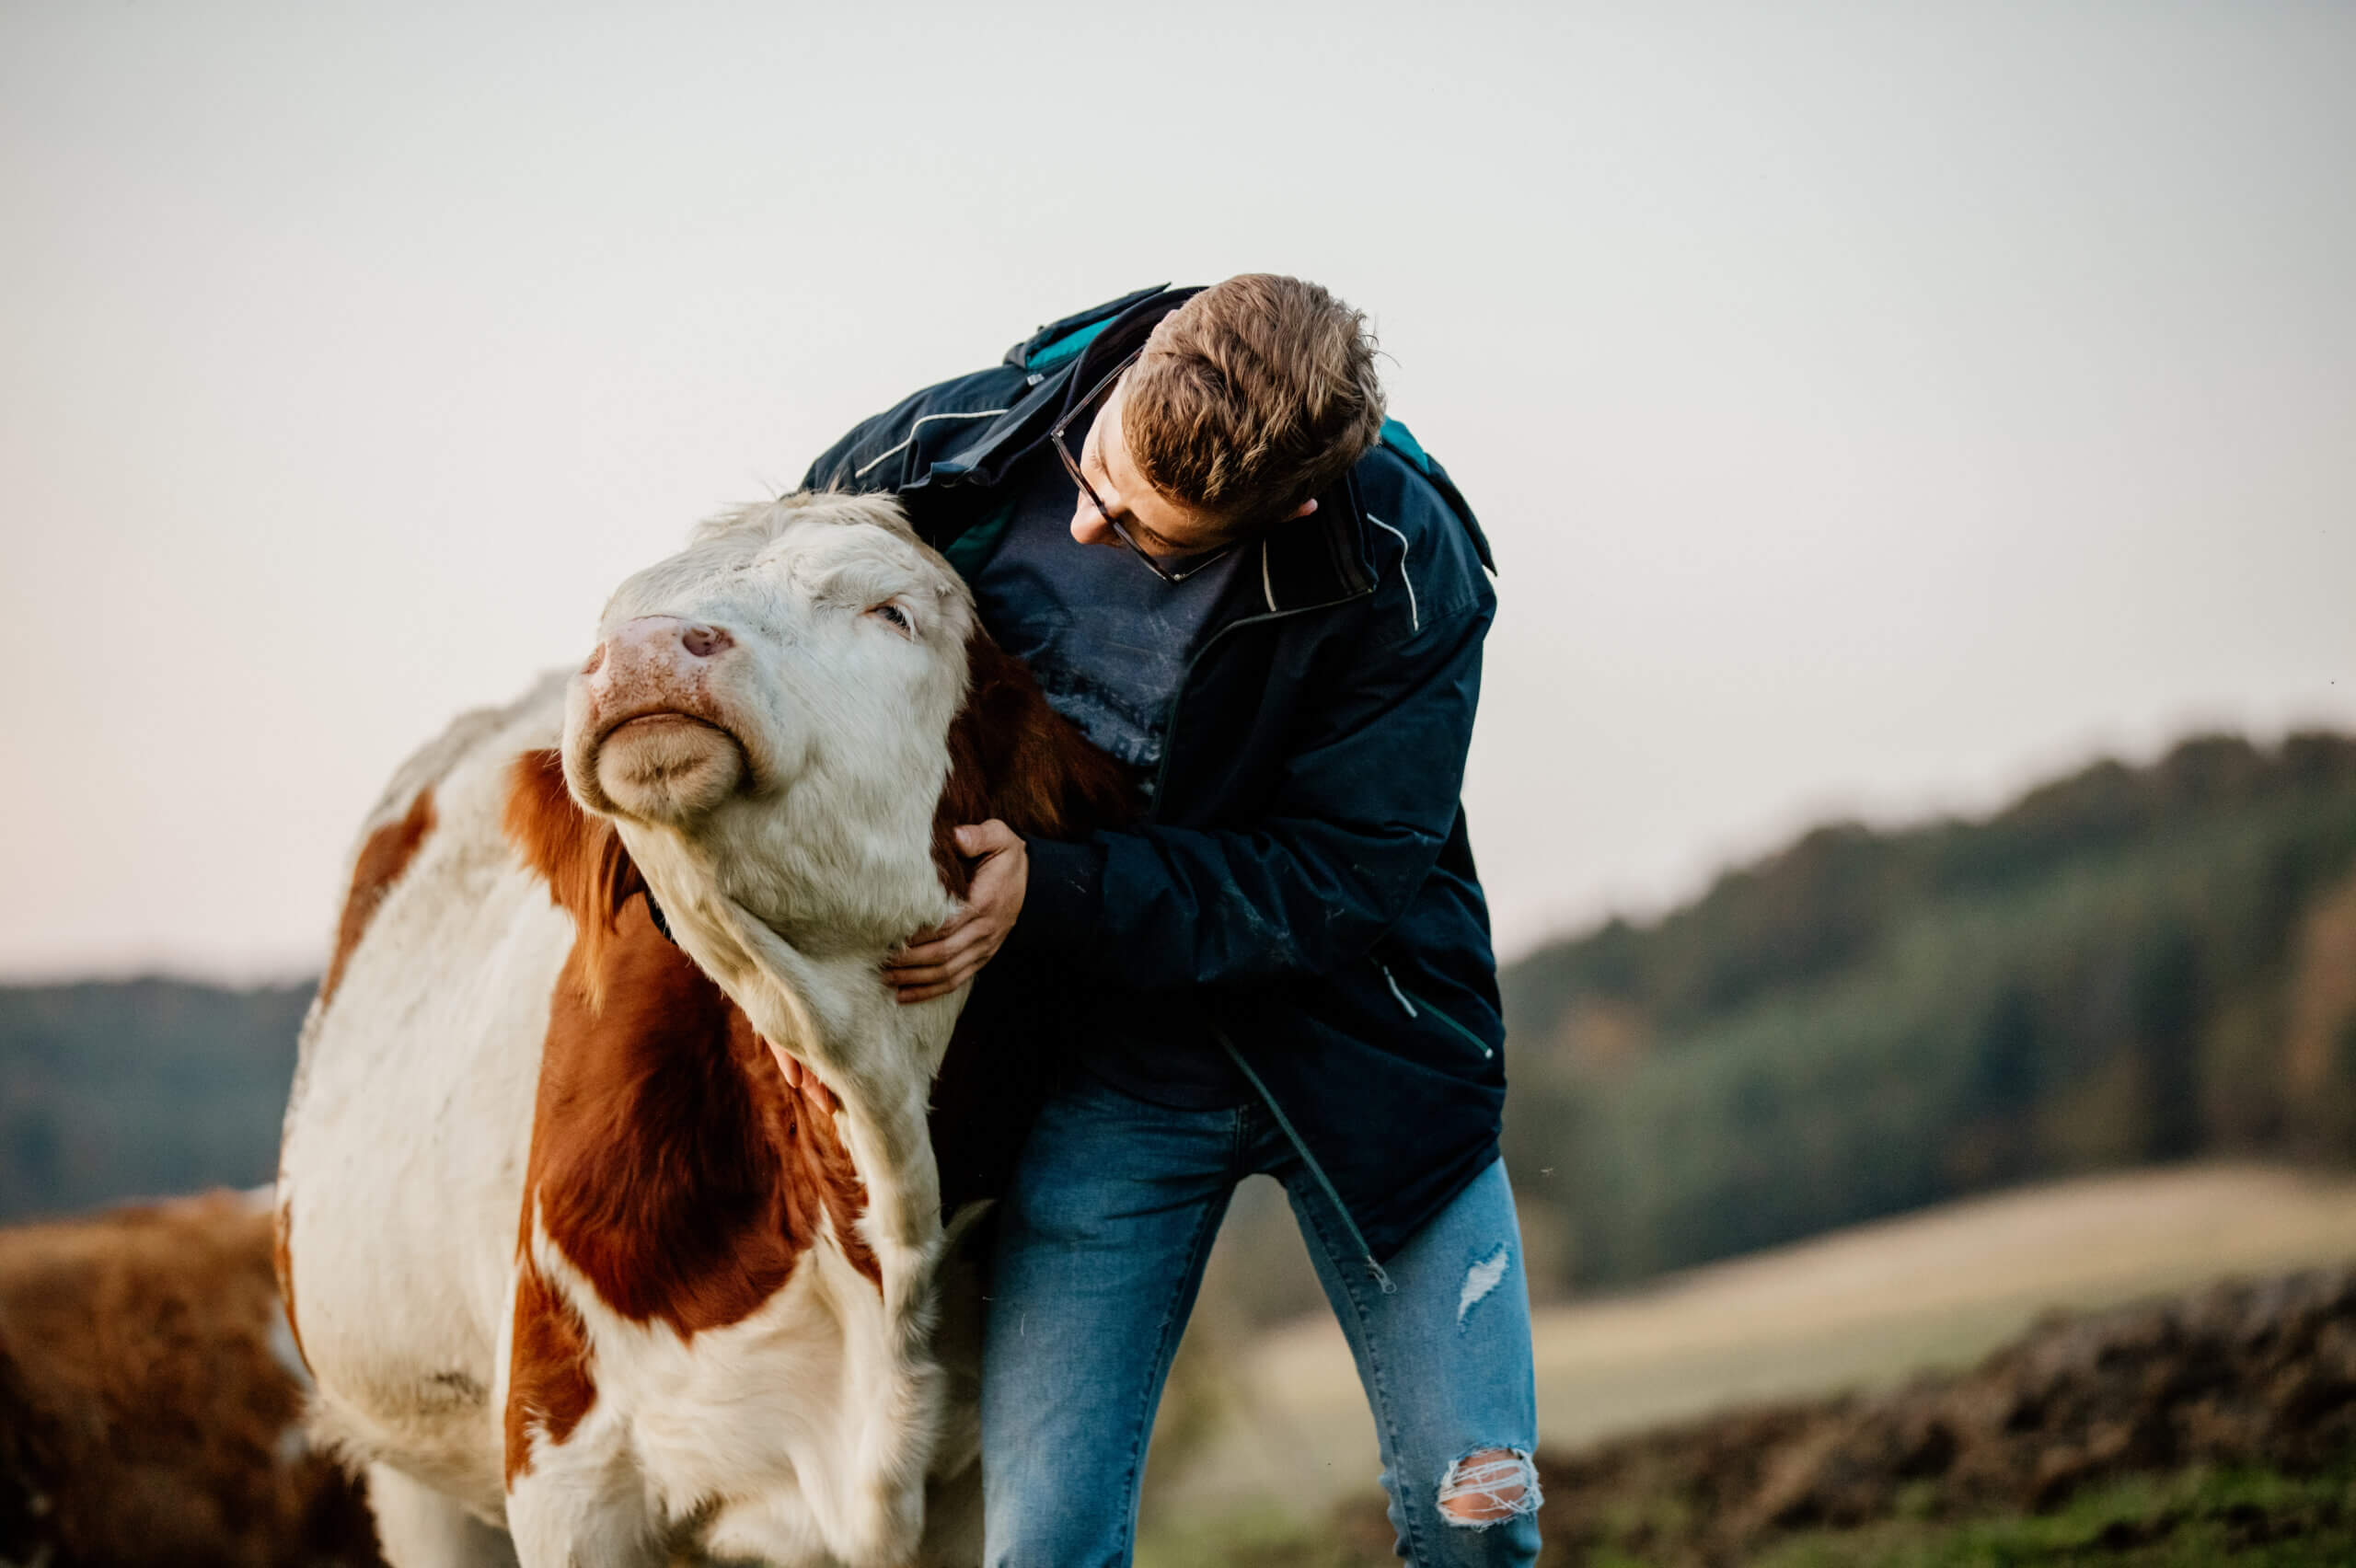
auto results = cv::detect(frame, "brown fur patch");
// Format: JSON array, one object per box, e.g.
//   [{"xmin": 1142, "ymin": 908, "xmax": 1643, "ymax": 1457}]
[
  {"xmin": 502, "ymin": 758, "xmax": 883, "ymax": 1359},
  {"xmin": 933, "ymin": 630, "xmax": 1139, "ymax": 895},
  {"xmin": 0, "ymin": 1195, "xmax": 378, "ymax": 1566},
  {"xmin": 319, "ymin": 787, "xmax": 436, "ymax": 1009},
  {"xmin": 504, "ymin": 751, "xmax": 645, "ymax": 1009},
  {"xmin": 502, "ymin": 1259, "xmax": 596, "ymax": 1486}
]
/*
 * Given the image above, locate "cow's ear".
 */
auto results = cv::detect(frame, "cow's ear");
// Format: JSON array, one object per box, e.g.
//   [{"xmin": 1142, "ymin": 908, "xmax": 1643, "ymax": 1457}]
[
  {"xmin": 933, "ymin": 632, "xmax": 1138, "ymax": 896},
  {"xmin": 504, "ymin": 749, "xmax": 646, "ymax": 974}
]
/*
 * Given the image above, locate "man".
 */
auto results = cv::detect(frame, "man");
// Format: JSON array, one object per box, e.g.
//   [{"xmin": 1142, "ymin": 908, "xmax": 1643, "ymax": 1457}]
[{"xmin": 803, "ymin": 277, "xmax": 1539, "ymax": 1566}]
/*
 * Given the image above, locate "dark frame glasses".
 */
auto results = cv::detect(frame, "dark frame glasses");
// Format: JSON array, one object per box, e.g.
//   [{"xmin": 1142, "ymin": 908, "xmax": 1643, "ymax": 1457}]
[{"xmin": 1048, "ymin": 350, "xmax": 1243, "ymax": 585}]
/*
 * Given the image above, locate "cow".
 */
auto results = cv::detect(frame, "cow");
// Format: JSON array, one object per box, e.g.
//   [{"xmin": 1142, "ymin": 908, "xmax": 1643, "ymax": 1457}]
[
  {"xmin": 275, "ymin": 491, "xmax": 1131, "ymax": 1566},
  {"xmin": 0, "ymin": 1190, "xmax": 380, "ymax": 1568}
]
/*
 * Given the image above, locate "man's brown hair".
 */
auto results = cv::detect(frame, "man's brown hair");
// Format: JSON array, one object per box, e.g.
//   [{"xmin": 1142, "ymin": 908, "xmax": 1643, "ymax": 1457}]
[{"xmin": 1123, "ymin": 274, "xmax": 1386, "ymax": 526}]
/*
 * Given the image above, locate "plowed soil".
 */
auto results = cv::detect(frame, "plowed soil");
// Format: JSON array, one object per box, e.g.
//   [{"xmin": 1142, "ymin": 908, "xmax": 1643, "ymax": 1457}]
[{"xmin": 1318, "ymin": 1265, "xmax": 2356, "ymax": 1565}]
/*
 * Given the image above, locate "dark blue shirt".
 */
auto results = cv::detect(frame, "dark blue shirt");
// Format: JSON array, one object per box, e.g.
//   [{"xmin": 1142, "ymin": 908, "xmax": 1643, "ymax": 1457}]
[{"xmin": 965, "ymin": 454, "xmax": 1243, "ymax": 802}]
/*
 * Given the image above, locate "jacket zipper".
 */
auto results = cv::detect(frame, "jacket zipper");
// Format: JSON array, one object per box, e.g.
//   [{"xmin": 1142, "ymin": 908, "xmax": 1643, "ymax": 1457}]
[
  {"xmin": 1379, "ymin": 963, "xmax": 1494, "ymax": 1060},
  {"xmin": 1216, "ymin": 1028, "xmax": 1396, "ymax": 1296},
  {"xmin": 1146, "ymin": 584, "xmax": 1369, "ymax": 809},
  {"xmin": 1147, "ymin": 467, "xmax": 1379, "ymax": 808},
  {"xmin": 1172, "ymin": 604, "xmax": 1385, "ymax": 1293},
  {"xmin": 1164, "ymin": 577, "xmax": 1386, "ymax": 1290}
]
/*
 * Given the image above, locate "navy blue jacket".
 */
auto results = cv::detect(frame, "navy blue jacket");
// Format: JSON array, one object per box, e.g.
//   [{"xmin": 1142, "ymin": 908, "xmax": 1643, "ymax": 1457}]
[{"xmin": 802, "ymin": 285, "xmax": 1504, "ymax": 1268}]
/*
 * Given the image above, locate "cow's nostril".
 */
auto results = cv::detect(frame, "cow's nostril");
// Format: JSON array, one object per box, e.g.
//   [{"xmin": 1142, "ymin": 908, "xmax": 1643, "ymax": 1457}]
[
  {"xmin": 681, "ymin": 624, "xmax": 733, "ymax": 659},
  {"xmin": 580, "ymin": 645, "xmax": 607, "ymax": 677}
]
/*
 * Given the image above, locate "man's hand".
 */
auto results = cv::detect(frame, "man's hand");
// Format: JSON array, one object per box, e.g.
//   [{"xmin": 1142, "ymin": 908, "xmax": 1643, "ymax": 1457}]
[{"xmin": 885, "ymin": 820, "xmax": 1027, "ymax": 1004}]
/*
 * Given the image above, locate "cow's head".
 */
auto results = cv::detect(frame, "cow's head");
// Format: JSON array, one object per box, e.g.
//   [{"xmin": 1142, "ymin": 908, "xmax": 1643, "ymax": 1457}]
[{"xmin": 508, "ymin": 492, "xmax": 1133, "ymax": 977}]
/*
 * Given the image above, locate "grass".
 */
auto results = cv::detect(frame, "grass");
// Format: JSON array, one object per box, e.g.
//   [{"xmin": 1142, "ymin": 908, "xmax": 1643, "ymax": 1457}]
[{"xmin": 1753, "ymin": 1459, "xmax": 2356, "ymax": 1567}]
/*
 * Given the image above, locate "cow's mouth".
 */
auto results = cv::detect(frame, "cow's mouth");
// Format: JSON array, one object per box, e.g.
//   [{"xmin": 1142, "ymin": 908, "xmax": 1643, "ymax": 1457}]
[
  {"xmin": 608, "ymin": 711, "xmax": 726, "ymax": 743},
  {"xmin": 593, "ymin": 709, "xmax": 748, "ymax": 822}
]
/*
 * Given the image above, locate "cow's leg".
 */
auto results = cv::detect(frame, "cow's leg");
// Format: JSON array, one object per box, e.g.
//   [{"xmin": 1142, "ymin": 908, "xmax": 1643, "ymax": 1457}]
[
  {"xmin": 506, "ymin": 1436, "xmax": 664, "ymax": 1568},
  {"xmin": 366, "ymin": 1464, "xmax": 520, "ymax": 1568}
]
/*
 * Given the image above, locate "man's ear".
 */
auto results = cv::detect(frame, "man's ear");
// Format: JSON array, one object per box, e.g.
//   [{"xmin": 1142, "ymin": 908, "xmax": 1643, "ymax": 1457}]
[
  {"xmin": 1289, "ymin": 498, "xmax": 1319, "ymax": 520},
  {"xmin": 931, "ymin": 631, "xmax": 1138, "ymax": 897}
]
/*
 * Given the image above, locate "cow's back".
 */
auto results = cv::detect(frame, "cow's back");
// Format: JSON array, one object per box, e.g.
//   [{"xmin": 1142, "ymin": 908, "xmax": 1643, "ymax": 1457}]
[{"xmin": 277, "ymin": 672, "xmax": 574, "ymax": 1515}]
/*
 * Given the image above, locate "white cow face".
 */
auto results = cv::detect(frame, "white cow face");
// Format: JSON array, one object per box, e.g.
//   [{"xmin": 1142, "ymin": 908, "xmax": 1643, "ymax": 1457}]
[{"xmin": 560, "ymin": 493, "xmax": 979, "ymax": 940}]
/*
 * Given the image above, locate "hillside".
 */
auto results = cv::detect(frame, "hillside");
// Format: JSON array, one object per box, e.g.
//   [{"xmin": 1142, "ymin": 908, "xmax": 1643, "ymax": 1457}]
[{"xmin": 1497, "ymin": 731, "xmax": 2356, "ymax": 1290}]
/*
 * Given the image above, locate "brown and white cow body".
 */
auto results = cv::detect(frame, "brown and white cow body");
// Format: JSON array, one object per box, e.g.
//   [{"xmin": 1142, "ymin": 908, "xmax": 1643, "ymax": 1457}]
[{"xmin": 276, "ymin": 492, "xmax": 1127, "ymax": 1567}]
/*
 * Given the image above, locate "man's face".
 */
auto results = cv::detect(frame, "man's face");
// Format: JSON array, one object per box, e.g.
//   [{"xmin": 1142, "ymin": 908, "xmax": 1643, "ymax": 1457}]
[
  {"xmin": 1067, "ymin": 374, "xmax": 1317, "ymax": 558},
  {"xmin": 1067, "ymin": 375, "xmax": 1225, "ymax": 556}
]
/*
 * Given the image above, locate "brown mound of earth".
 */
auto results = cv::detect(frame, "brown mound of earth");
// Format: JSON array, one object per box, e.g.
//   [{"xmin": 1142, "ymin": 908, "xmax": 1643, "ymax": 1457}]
[{"xmin": 1322, "ymin": 1264, "xmax": 2356, "ymax": 1565}]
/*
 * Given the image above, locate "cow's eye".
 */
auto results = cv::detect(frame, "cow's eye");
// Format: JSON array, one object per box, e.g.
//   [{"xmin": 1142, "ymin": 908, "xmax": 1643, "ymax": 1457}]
[{"xmin": 868, "ymin": 602, "xmax": 914, "ymax": 637}]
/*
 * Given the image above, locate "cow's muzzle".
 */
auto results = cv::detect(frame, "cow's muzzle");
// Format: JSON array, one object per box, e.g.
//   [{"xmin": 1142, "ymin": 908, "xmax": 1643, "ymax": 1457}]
[{"xmin": 574, "ymin": 615, "xmax": 748, "ymax": 822}]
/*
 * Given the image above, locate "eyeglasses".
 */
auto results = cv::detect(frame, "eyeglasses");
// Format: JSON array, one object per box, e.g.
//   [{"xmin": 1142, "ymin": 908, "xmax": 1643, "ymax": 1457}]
[{"xmin": 1049, "ymin": 350, "xmax": 1242, "ymax": 585}]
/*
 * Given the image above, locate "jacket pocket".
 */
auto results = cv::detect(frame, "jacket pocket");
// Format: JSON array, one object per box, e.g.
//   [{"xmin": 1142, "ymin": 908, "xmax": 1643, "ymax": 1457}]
[{"xmin": 1375, "ymin": 963, "xmax": 1496, "ymax": 1061}]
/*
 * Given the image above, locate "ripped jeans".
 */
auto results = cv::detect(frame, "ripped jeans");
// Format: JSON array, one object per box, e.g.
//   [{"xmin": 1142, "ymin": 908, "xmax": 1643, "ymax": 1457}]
[{"xmin": 980, "ymin": 1072, "xmax": 1542, "ymax": 1566}]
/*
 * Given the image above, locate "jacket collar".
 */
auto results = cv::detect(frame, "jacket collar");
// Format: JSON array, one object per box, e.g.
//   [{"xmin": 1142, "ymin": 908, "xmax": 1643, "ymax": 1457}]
[{"xmin": 908, "ymin": 286, "xmax": 1377, "ymax": 614}]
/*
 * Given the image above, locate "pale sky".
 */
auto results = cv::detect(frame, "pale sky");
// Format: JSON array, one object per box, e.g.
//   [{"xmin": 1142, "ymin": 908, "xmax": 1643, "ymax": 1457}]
[{"xmin": 3, "ymin": 1, "xmax": 2350, "ymax": 981}]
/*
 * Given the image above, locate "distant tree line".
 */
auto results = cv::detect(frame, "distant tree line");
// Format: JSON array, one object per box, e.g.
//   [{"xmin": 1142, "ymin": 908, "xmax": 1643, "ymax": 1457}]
[{"xmin": 0, "ymin": 980, "xmax": 311, "ymax": 1220}]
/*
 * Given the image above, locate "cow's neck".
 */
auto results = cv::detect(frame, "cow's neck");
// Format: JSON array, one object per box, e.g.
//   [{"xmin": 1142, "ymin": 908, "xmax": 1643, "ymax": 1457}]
[{"xmin": 618, "ymin": 827, "xmax": 956, "ymax": 1270}]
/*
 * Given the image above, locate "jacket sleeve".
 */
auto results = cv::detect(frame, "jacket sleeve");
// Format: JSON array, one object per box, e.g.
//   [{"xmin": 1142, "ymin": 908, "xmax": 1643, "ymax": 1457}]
[
  {"xmin": 801, "ymin": 366, "xmax": 1032, "ymax": 496},
  {"xmin": 1011, "ymin": 598, "xmax": 1490, "ymax": 990}
]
